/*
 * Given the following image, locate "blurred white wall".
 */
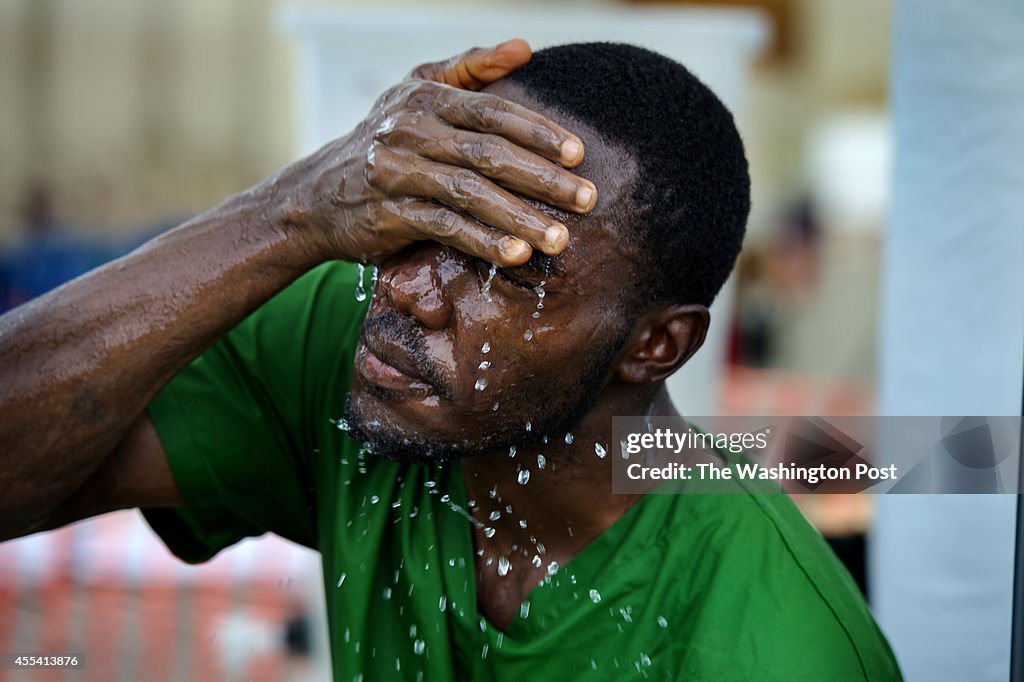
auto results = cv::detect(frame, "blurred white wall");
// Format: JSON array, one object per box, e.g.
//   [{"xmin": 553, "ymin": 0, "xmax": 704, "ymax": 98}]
[{"xmin": 873, "ymin": 0, "xmax": 1024, "ymax": 679}]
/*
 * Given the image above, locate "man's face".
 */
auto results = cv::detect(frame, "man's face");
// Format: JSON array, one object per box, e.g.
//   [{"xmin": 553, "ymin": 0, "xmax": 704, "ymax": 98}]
[{"xmin": 345, "ymin": 83, "xmax": 639, "ymax": 462}]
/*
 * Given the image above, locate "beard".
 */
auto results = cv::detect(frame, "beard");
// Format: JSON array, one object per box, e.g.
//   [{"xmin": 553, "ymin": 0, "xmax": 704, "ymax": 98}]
[{"xmin": 343, "ymin": 321, "xmax": 631, "ymax": 465}]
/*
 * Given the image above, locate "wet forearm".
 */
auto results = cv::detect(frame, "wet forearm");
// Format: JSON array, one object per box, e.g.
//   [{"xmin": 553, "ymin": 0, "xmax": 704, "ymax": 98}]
[{"xmin": 0, "ymin": 182, "xmax": 318, "ymax": 527}]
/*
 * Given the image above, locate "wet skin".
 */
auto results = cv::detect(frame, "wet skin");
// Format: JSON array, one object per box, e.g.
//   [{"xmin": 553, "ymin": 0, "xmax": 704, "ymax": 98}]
[
  {"xmin": 346, "ymin": 81, "xmax": 710, "ymax": 631},
  {"xmin": 348, "ymin": 82, "xmax": 638, "ymax": 452}
]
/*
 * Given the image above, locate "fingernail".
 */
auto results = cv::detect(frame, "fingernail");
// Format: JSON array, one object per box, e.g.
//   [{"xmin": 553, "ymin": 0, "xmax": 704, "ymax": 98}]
[
  {"xmin": 500, "ymin": 237, "xmax": 530, "ymax": 260},
  {"xmin": 545, "ymin": 224, "xmax": 569, "ymax": 252},
  {"xmin": 576, "ymin": 184, "xmax": 596, "ymax": 210},
  {"xmin": 561, "ymin": 139, "xmax": 583, "ymax": 165}
]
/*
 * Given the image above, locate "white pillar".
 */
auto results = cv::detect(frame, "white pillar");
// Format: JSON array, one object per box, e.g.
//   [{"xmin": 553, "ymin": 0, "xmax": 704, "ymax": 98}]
[{"xmin": 872, "ymin": 1, "xmax": 1024, "ymax": 680}]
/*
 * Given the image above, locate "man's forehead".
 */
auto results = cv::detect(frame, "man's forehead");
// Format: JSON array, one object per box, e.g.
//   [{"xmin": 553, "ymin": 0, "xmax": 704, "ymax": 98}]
[{"xmin": 480, "ymin": 79, "xmax": 639, "ymax": 280}]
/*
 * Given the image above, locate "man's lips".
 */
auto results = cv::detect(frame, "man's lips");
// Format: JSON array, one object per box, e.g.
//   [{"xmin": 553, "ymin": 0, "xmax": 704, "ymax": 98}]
[{"xmin": 358, "ymin": 337, "xmax": 434, "ymax": 393}]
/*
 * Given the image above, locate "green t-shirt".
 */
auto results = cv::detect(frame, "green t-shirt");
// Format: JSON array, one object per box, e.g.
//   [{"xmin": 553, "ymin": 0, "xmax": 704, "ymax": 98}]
[{"xmin": 143, "ymin": 261, "xmax": 902, "ymax": 681}]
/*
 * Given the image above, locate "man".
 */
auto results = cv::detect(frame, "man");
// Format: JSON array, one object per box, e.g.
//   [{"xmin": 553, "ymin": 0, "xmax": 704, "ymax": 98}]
[{"xmin": 0, "ymin": 41, "xmax": 901, "ymax": 680}]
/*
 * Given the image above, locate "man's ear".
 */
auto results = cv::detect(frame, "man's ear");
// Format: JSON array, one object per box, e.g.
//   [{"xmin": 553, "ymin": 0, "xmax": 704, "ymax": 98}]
[{"xmin": 614, "ymin": 304, "xmax": 710, "ymax": 384}]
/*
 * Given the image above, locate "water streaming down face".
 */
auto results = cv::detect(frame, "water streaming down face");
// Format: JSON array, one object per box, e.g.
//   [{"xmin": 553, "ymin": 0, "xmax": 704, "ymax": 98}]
[
  {"xmin": 354, "ymin": 263, "xmax": 368, "ymax": 302},
  {"xmin": 480, "ymin": 264, "xmax": 497, "ymax": 303}
]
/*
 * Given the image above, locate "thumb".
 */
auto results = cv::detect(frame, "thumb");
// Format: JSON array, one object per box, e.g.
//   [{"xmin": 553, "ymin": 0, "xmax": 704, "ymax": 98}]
[{"xmin": 410, "ymin": 38, "xmax": 532, "ymax": 90}]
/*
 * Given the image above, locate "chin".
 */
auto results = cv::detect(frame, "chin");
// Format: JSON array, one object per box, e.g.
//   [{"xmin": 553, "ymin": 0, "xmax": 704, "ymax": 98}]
[
  {"xmin": 342, "ymin": 391, "xmax": 535, "ymax": 465},
  {"xmin": 343, "ymin": 392, "xmax": 467, "ymax": 464}
]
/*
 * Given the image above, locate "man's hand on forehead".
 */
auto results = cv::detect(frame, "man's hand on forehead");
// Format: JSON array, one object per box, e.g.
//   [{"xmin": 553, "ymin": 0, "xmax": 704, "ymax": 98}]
[{"xmin": 277, "ymin": 39, "xmax": 598, "ymax": 269}]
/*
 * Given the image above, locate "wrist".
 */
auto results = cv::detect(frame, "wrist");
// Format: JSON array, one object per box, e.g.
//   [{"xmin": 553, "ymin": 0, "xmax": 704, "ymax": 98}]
[{"xmin": 245, "ymin": 163, "xmax": 333, "ymax": 272}]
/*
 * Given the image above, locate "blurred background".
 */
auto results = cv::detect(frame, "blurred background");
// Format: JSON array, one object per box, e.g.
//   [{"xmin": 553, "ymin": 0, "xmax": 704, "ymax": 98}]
[{"xmin": 0, "ymin": 0, "xmax": 957, "ymax": 680}]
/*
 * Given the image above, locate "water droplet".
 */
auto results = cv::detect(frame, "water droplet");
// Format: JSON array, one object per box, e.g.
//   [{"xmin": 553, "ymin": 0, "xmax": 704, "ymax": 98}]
[
  {"xmin": 355, "ymin": 263, "xmax": 367, "ymax": 301},
  {"xmin": 489, "ymin": 510, "xmax": 501, "ymax": 521},
  {"xmin": 589, "ymin": 588, "xmax": 602, "ymax": 603},
  {"xmin": 536, "ymin": 454, "xmax": 546, "ymax": 469},
  {"xmin": 498, "ymin": 556, "xmax": 511, "ymax": 576},
  {"xmin": 474, "ymin": 377, "xmax": 488, "ymax": 391},
  {"xmin": 492, "ymin": 402, "xmax": 500, "ymax": 411},
  {"xmin": 334, "ymin": 418, "xmax": 350, "ymax": 432},
  {"xmin": 520, "ymin": 600, "xmax": 531, "ymax": 619},
  {"xmin": 424, "ymin": 480, "xmax": 437, "ymax": 489},
  {"xmin": 488, "ymin": 485, "xmax": 498, "ymax": 499},
  {"xmin": 481, "ymin": 264, "xmax": 497, "ymax": 302},
  {"xmin": 440, "ymin": 494, "xmax": 450, "ymax": 503},
  {"xmin": 478, "ymin": 360, "xmax": 491, "ymax": 370},
  {"xmin": 531, "ymin": 555, "xmax": 542, "ymax": 568},
  {"xmin": 517, "ymin": 467, "xmax": 531, "ymax": 485},
  {"xmin": 523, "ymin": 329, "xmax": 533, "ymax": 341},
  {"xmin": 481, "ymin": 342, "xmax": 491, "ymax": 354},
  {"xmin": 484, "ymin": 527, "xmax": 496, "ymax": 538},
  {"xmin": 370, "ymin": 495, "xmax": 380, "ymax": 504},
  {"xmin": 565, "ymin": 432, "xmax": 574, "ymax": 445},
  {"xmin": 438, "ymin": 596, "xmax": 447, "ymax": 612},
  {"xmin": 382, "ymin": 587, "xmax": 392, "ymax": 600},
  {"xmin": 508, "ymin": 445, "xmax": 517, "ymax": 458},
  {"xmin": 595, "ymin": 442, "xmax": 607, "ymax": 459},
  {"xmin": 542, "ymin": 434, "xmax": 549, "ymax": 444},
  {"xmin": 481, "ymin": 643, "xmax": 489, "ymax": 659},
  {"xmin": 546, "ymin": 561, "xmax": 559, "ymax": 576},
  {"xmin": 336, "ymin": 572, "xmax": 347, "ymax": 588},
  {"xmin": 657, "ymin": 615, "xmax": 668, "ymax": 628},
  {"xmin": 525, "ymin": 421, "xmax": 532, "ymax": 432},
  {"xmin": 639, "ymin": 652, "xmax": 652, "ymax": 667},
  {"xmin": 413, "ymin": 639, "xmax": 425, "ymax": 655},
  {"xmin": 519, "ymin": 519, "xmax": 528, "ymax": 529},
  {"xmin": 532, "ymin": 311, "xmax": 540, "ymax": 318}
]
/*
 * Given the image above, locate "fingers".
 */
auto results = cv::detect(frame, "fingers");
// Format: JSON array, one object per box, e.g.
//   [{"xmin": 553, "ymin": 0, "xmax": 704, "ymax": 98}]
[
  {"xmin": 427, "ymin": 86, "xmax": 588, "ymax": 171},
  {"xmin": 411, "ymin": 39, "xmax": 532, "ymax": 90},
  {"xmin": 378, "ymin": 114, "xmax": 595, "ymax": 214},
  {"xmin": 383, "ymin": 200, "xmax": 532, "ymax": 267},
  {"xmin": 370, "ymin": 146, "xmax": 568, "ymax": 257}
]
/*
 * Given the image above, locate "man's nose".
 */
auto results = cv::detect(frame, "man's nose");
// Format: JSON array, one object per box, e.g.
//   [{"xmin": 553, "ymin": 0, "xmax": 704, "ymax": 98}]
[{"xmin": 377, "ymin": 243, "xmax": 453, "ymax": 330}]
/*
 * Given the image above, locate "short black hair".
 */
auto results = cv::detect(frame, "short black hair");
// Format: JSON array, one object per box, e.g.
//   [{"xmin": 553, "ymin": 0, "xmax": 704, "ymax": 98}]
[{"xmin": 505, "ymin": 42, "xmax": 750, "ymax": 308}]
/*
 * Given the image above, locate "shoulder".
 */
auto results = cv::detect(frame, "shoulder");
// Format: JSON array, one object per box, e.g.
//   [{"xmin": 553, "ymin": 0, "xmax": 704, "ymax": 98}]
[{"xmin": 649, "ymin": 493, "xmax": 902, "ymax": 680}]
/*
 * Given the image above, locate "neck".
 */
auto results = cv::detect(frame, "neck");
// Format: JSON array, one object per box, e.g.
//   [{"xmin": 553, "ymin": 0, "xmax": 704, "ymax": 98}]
[{"xmin": 460, "ymin": 382, "xmax": 678, "ymax": 589}]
